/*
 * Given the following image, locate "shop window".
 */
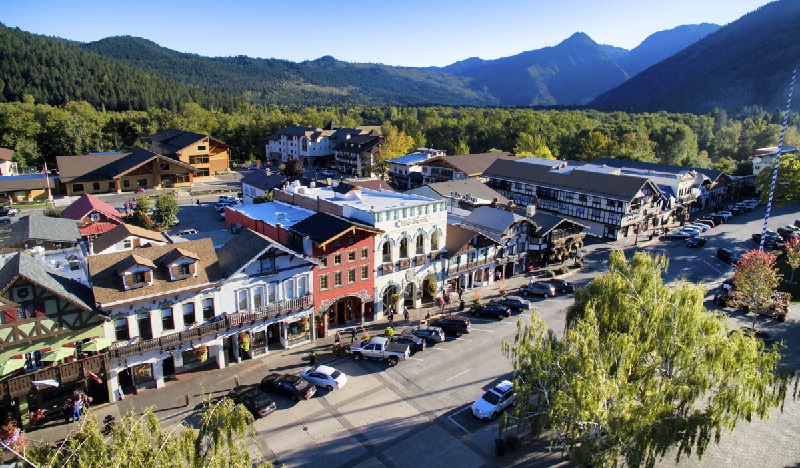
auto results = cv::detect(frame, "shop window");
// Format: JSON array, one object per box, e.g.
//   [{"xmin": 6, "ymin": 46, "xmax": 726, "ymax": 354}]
[
  {"xmin": 161, "ymin": 308, "xmax": 174, "ymax": 331},
  {"xmin": 202, "ymin": 298, "xmax": 215, "ymax": 321},
  {"xmin": 133, "ymin": 363, "xmax": 154, "ymax": 385},
  {"xmin": 115, "ymin": 318, "xmax": 130, "ymax": 340},
  {"xmin": 182, "ymin": 303, "xmax": 196, "ymax": 326},
  {"xmin": 361, "ymin": 265, "xmax": 369, "ymax": 280}
]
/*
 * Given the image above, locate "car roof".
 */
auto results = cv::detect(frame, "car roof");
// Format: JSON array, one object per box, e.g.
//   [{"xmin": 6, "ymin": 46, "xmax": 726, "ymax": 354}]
[
  {"xmin": 492, "ymin": 380, "xmax": 514, "ymax": 393},
  {"xmin": 308, "ymin": 365, "xmax": 335, "ymax": 375}
]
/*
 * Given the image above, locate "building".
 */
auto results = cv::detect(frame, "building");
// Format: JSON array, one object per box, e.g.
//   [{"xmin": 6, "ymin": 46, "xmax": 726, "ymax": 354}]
[
  {"xmin": 223, "ymin": 200, "xmax": 316, "ymax": 238},
  {"xmin": 0, "ymin": 215, "xmax": 81, "ymax": 254},
  {"xmin": 0, "ymin": 148, "xmax": 19, "ymax": 176},
  {"xmin": 405, "ymin": 178, "xmax": 509, "ymax": 216},
  {"xmin": 286, "ymin": 212, "xmax": 382, "ymax": 334},
  {"xmin": 387, "ymin": 148, "xmax": 446, "ymax": 190},
  {"xmin": 0, "ymin": 253, "xmax": 106, "ymax": 428},
  {"xmin": 61, "ymin": 193, "xmax": 124, "ymax": 239},
  {"xmin": 420, "ymin": 152, "xmax": 516, "ymax": 185},
  {"xmin": 442, "ymin": 224, "xmax": 500, "ymax": 295},
  {"xmin": 275, "ymin": 181, "xmax": 448, "ymax": 316},
  {"xmin": 240, "ymin": 170, "xmax": 287, "ymax": 204},
  {"xmin": 749, "ymin": 146, "xmax": 799, "ymax": 175},
  {"xmin": 89, "ymin": 223, "xmax": 171, "ymax": 256},
  {"xmin": 144, "ymin": 129, "xmax": 231, "ymax": 179},
  {"xmin": 0, "ymin": 174, "xmax": 59, "ymax": 203},
  {"xmin": 334, "ymin": 134, "xmax": 383, "ymax": 178},
  {"xmin": 56, "ymin": 147, "xmax": 197, "ymax": 196},
  {"xmin": 264, "ymin": 123, "xmax": 371, "ymax": 169},
  {"xmin": 527, "ymin": 210, "xmax": 587, "ymax": 268},
  {"xmin": 460, "ymin": 205, "xmax": 537, "ymax": 279},
  {"xmin": 484, "ymin": 158, "xmax": 666, "ymax": 240}
]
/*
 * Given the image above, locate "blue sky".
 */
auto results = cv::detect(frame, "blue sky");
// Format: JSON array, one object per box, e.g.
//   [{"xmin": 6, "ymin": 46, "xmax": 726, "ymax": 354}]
[{"xmin": 0, "ymin": 0, "xmax": 774, "ymax": 67}]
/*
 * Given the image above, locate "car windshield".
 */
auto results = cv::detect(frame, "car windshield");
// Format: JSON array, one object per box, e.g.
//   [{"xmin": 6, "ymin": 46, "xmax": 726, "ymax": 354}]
[
  {"xmin": 482, "ymin": 390, "xmax": 501, "ymax": 405},
  {"xmin": 329, "ymin": 370, "xmax": 341, "ymax": 379}
]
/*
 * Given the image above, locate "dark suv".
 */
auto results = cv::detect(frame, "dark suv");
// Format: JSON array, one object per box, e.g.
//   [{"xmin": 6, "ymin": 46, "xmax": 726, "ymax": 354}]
[
  {"xmin": 390, "ymin": 333, "xmax": 426, "ymax": 353},
  {"xmin": 547, "ymin": 279, "xmax": 575, "ymax": 294},
  {"xmin": 716, "ymin": 248, "xmax": 741, "ymax": 264},
  {"xmin": 260, "ymin": 373, "xmax": 316, "ymax": 402},
  {"xmin": 471, "ymin": 303, "xmax": 511, "ymax": 319},
  {"xmin": 429, "ymin": 315, "xmax": 471, "ymax": 337},
  {"xmin": 519, "ymin": 282, "xmax": 556, "ymax": 298},
  {"xmin": 227, "ymin": 385, "xmax": 277, "ymax": 418},
  {"xmin": 411, "ymin": 325, "xmax": 445, "ymax": 343}
]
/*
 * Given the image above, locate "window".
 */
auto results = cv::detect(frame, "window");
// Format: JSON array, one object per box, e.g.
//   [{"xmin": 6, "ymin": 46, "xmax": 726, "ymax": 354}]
[
  {"xmin": 402, "ymin": 208, "xmax": 407, "ymax": 218},
  {"xmin": 123, "ymin": 179, "xmax": 130, "ymax": 188},
  {"xmin": 416, "ymin": 234, "xmax": 425, "ymax": 255},
  {"xmin": 267, "ymin": 283, "xmax": 277, "ymax": 303},
  {"xmin": 137, "ymin": 178, "xmax": 147, "ymax": 187},
  {"xmin": 253, "ymin": 286, "xmax": 265, "ymax": 309},
  {"xmin": 92, "ymin": 182, "xmax": 100, "ymax": 191},
  {"xmin": 361, "ymin": 265, "xmax": 369, "ymax": 280},
  {"xmin": 333, "ymin": 254, "xmax": 342, "ymax": 266},
  {"xmin": 592, "ymin": 208, "xmax": 601, "ymax": 217},
  {"xmin": 334, "ymin": 239, "xmax": 341, "ymax": 248},
  {"xmin": 177, "ymin": 263, "xmax": 190, "ymax": 275},
  {"xmin": 237, "ymin": 289, "xmax": 249, "ymax": 311},
  {"xmin": 115, "ymin": 318, "xmax": 130, "ymax": 341},
  {"xmin": 202, "ymin": 298, "xmax": 215, "ymax": 321},
  {"xmin": 197, "ymin": 145, "xmax": 207, "ymax": 151},
  {"xmin": 108, "ymin": 181, "xmax": 115, "ymax": 190},
  {"xmin": 348, "ymin": 268, "xmax": 356, "ymax": 283},
  {"xmin": 284, "ymin": 279, "xmax": 296, "ymax": 299},
  {"xmin": 334, "ymin": 272, "xmax": 342, "ymax": 287},
  {"xmin": 122, "ymin": 239, "xmax": 132, "ymax": 249},
  {"xmin": 24, "ymin": 350, "xmax": 43, "ymax": 371},
  {"xmin": 197, "ymin": 168, "xmax": 210, "ymax": 177},
  {"xmin": 376, "ymin": 212, "xmax": 382, "ymax": 222},
  {"xmin": 130, "ymin": 272, "xmax": 146, "ymax": 284},
  {"xmin": 348, "ymin": 236, "xmax": 355, "ymax": 245},
  {"xmin": 137, "ymin": 313, "xmax": 153, "ymax": 340},
  {"xmin": 160, "ymin": 162, "xmax": 170, "ymax": 171},
  {"xmin": 162, "ymin": 308, "xmax": 174, "ymax": 331},
  {"xmin": 319, "ymin": 275, "xmax": 329, "ymax": 291},
  {"xmin": 361, "ymin": 247, "xmax": 369, "ymax": 259},
  {"xmin": 400, "ymin": 238, "xmax": 409, "ymax": 258},
  {"xmin": 431, "ymin": 230, "xmax": 440, "ymax": 251},
  {"xmin": 72, "ymin": 183, "xmax": 84, "ymax": 193},
  {"xmin": 182, "ymin": 303, "xmax": 196, "ymax": 326},
  {"xmin": 347, "ymin": 250, "xmax": 356, "ymax": 262},
  {"xmin": 298, "ymin": 276, "xmax": 308, "ymax": 296},
  {"xmin": 382, "ymin": 241, "xmax": 392, "ymax": 262},
  {"xmin": 319, "ymin": 256, "xmax": 328, "ymax": 269}
]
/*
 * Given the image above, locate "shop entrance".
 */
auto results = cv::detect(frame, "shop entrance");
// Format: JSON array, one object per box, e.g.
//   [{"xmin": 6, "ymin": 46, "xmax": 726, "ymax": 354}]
[
  {"xmin": 327, "ymin": 296, "xmax": 362, "ymax": 327},
  {"xmin": 162, "ymin": 357, "xmax": 175, "ymax": 377}
]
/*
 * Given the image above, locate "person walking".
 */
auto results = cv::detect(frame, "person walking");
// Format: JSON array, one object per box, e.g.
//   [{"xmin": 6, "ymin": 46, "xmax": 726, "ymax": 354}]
[
  {"xmin": 387, "ymin": 311, "xmax": 394, "ymax": 327},
  {"xmin": 350, "ymin": 327, "xmax": 357, "ymax": 343},
  {"xmin": 71, "ymin": 398, "xmax": 81, "ymax": 423},
  {"xmin": 403, "ymin": 306, "xmax": 409, "ymax": 322}
]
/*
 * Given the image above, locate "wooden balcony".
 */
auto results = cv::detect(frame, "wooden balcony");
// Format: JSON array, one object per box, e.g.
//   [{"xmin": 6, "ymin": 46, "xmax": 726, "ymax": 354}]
[
  {"xmin": 447, "ymin": 256, "xmax": 495, "ymax": 276},
  {"xmin": 2, "ymin": 354, "xmax": 109, "ymax": 399}
]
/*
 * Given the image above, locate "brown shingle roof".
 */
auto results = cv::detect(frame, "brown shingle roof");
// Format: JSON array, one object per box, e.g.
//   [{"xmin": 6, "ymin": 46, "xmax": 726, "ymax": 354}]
[
  {"xmin": 91, "ymin": 223, "xmax": 169, "ymax": 255},
  {"xmin": 88, "ymin": 238, "xmax": 221, "ymax": 307},
  {"xmin": 422, "ymin": 152, "xmax": 515, "ymax": 177},
  {"xmin": 56, "ymin": 148, "xmax": 196, "ymax": 184}
]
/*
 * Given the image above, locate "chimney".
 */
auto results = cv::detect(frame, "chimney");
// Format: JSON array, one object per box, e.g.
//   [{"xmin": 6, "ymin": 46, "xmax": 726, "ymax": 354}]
[
  {"xmin": 490, "ymin": 197, "xmax": 498, "ymax": 208},
  {"xmin": 526, "ymin": 205, "xmax": 536, "ymax": 217},
  {"xmin": 505, "ymin": 200, "xmax": 515, "ymax": 212}
]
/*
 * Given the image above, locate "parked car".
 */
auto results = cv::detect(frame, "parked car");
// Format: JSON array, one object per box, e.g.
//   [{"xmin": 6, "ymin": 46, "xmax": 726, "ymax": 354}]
[
  {"xmin": 471, "ymin": 380, "xmax": 515, "ymax": 420},
  {"xmin": 496, "ymin": 296, "xmax": 531, "ymax": 312},
  {"xmin": 717, "ymin": 247, "xmax": 741, "ymax": 264},
  {"xmin": 0, "ymin": 206, "xmax": 18, "ymax": 217},
  {"xmin": 471, "ymin": 303, "xmax": 511, "ymax": 319},
  {"xmin": 752, "ymin": 230, "xmax": 784, "ymax": 248},
  {"xmin": 547, "ymin": 279, "xmax": 575, "ymax": 294},
  {"xmin": 218, "ymin": 195, "xmax": 242, "ymax": 204},
  {"xmin": 741, "ymin": 199, "xmax": 760, "ymax": 209},
  {"xmin": 685, "ymin": 223, "xmax": 709, "ymax": 233},
  {"xmin": 350, "ymin": 336, "xmax": 411, "ymax": 366},
  {"xmin": 319, "ymin": 169, "xmax": 335, "ymax": 177},
  {"xmin": 694, "ymin": 218, "xmax": 716, "ymax": 228},
  {"xmin": 428, "ymin": 315, "xmax": 471, "ymax": 337},
  {"xmin": 216, "ymin": 201, "xmax": 234, "ymax": 212},
  {"xmin": 709, "ymin": 214, "xmax": 728, "ymax": 225},
  {"xmin": 664, "ymin": 230, "xmax": 697, "ymax": 240},
  {"xmin": 710, "ymin": 211, "xmax": 733, "ymax": 220},
  {"xmin": 519, "ymin": 282, "xmax": 556, "ymax": 298},
  {"xmin": 177, "ymin": 228, "xmax": 198, "ymax": 236},
  {"xmin": 729, "ymin": 206, "xmax": 745, "ymax": 216},
  {"xmin": 227, "ymin": 385, "xmax": 277, "ymax": 418},
  {"xmin": 389, "ymin": 333, "xmax": 426, "ymax": 354},
  {"xmin": 300, "ymin": 365, "xmax": 348, "ymax": 391},
  {"xmin": 410, "ymin": 325, "xmax": 445, "ymax": 344},
  {"xmin": 776, "ymin": 225, "xmax": 800, "ymax": 240},
  {"xmin": 685, "ymin": 237, "xmax": 707, "ymax": 248},
  {"xmin": 260, "ymin": 373, "xmax": 317, "ymax": 402}
]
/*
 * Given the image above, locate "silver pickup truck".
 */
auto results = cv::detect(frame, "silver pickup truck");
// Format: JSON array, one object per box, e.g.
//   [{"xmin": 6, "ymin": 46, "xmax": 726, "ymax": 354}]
[{"xmin": 350, "ymin": 337, "xmax": 410, "ymax": 366}]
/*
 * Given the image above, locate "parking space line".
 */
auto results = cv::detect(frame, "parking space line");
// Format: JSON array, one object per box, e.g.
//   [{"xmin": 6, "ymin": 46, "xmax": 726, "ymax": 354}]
[
  {"xmin": 702, "ymin": 259, "xmax": 722, "ymax": 274},
  {"xmin": 446, "ymin": 368, "xmax": 472, "ymax": 381},
  {"xmin": 430, "ymin": 347, "xmax": 450, "ymax": 351},
  {"xmin": 469, "ymin": 329, "xmax": 495, "ymax": 332},
  {"xmin": 448, "ymin": 407, "xmax": 472, "ymax": 434},
  {"xmin": 455, "ymin": 338, "xmax": 473, "ymax": 341},
  {"xmin": 407, "ymin": 357, "xmax": 424, "ymax": 361}
]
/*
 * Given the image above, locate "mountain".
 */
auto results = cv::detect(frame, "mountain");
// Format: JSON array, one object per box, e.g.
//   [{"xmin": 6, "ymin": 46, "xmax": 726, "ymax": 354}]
[
  {"xmin": 590, "ymin": 0, "xmax": 800, "ymax": 114},
  {"xmin": 437, "ymin": 32, "xmax": 629, "ymax": 106},
  {"xmin": 617, "ymin": 23, "xmax": 720, "ymax": 77},
  {"xmin": 82, "ymin": 36, "xmax": 497, "ymax": 107}
]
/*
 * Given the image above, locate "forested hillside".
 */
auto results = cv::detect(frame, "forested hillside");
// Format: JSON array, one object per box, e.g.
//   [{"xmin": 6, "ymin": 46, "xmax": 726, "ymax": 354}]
[
  {"xmin": 590, "ymin": 0, "xmax": 800, "ymax": 113},
  {"xmin": 0, "ymin": 24, "xmax": 239, "ymax": 112},
  {"xmin": 616, "ymin": 23, "xmax": 720, "ymax": 77}
]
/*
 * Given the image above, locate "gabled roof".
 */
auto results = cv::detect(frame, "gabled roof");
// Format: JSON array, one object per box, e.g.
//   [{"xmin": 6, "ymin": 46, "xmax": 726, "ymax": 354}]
[
  {"xmin": 0, "ymin": 173, "xmax": 55, "ymax": 192},
  {"xmin": 88, "ymin": 238, "xmax": 221, "ymax": 307},
  {"xmin": 289, "ymin": 212, "xmax": 382, "ymax": 248},
  {"xmin": 61, "ymin": 193, "xmax": 123, "ymax": 224},
  {"xmin": 145, "ymin": 129, "xmax": 223, "ymax": 155},
  {"xmin": 116, "ymin": 254, "xmax": 157, "ymax": 271},
  {"xmin": 529, "ymin": 211, "xmax": 587, "ymax": 237},
  {"xmin": 421, "ymin": 152, "xmax": 516, "ymax": 176},
  {"xmin": 0, "ymin": 147, "xmax": 13, "ymax": 162},
  {"xmin": 215, "ymin": 228, "xmax": 317, "ymax": 278},
  {"xmin": 411, "ymin": 179, "xmax": 508, "ymax": 204},
  {"xmin": 160, "ymin": 247, "xmax": 200, "ymax": 266},
  {"xmin": 0, "ymin": 215, "xmax": 80, "ymax": 249},
  {"xmin": 484, "ymin": 159, "xmax": 662, "ymax": 201},
  {"xmin": 0, "ymin": 253, "xmax": 95, "ymax": 312},
  {"xmin": 91, "ymin": 223, "xmax": 170, "ymax": 254},
  {"xmin": 240, "ymin": 171, "xmax": 288, "ymax": 192},
  {"xmin": 461, "ymin": 206, "xmax": 530, "ymax": 242},
  {"xmin": 592, "ymin": 157, "xmax": 724, "ymax": 182},
  {"xmin": 334, "ymin": 134, "xmax": 382, "ymax": 154},
  {"xmin": 56, "ymin": 147, "xmax": 196, "ymax": 184},
  {"xmin": 79, "ymin": 222, "xmax": 118, "ymax": 237},
  {"xmin": 344, "ymin": 179, "xmax": 395, "ymax": 192},
  {"xmin": 444, "ymin": 224, "xmax": 498, "ymax": 258}
]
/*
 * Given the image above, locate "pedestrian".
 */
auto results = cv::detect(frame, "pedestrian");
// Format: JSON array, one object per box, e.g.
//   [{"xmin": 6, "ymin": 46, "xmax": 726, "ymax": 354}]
[
  {"xmin": 63, "ymin": 399, "xmax": 72, "ymax": 424},
  {"xmin": 425, "ymin": 311, "xmax": 431, "ymax": 320},
  {"xmin": 309, "ymin": 351, "xmax": 317, "ymax": 365},
  {"xmin": 334, "ymin": 332, "xmax": 341, "ymax": 345},
  {"xmin": 350, "ymin": 327, "xmax": 357, "ymax": 343},
  {"xmin": 82, "ymin": 392, "xmax": 90, "ymax": 410},
  {"xmin": 71, "ymin": 398, "xmax": 81, "ymax": 423},
  {"xmin": 196, "ymin": 199, "xmax": 200, "ymax": 206},
  {"xmin": 388, "ymin": 311, "xmax": 394, "ymax": 327},
  {"xmin": 403, "ymin": 306, "xmax": 409, "ymax": 322}
]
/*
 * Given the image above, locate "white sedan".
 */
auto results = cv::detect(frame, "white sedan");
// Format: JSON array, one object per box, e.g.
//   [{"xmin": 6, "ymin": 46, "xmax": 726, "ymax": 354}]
[{"xmin": 300, "ymin": 365, "xmax": 347, "ymax": 391}]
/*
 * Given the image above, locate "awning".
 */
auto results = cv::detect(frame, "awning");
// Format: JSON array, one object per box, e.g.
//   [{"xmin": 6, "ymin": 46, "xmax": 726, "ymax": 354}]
[
  {"xmin": 0, "ymin": 358, "xmax": 26, "ymax": 376},
  {"xmin": 42, "ymin": 347, "xmax": 75, "ymax": 362},
  {"xmin": 32, "ymin": 379, "xmax": 60, "ymax": 389},
  {"xmin": 83, "ymin": 337, "xmax": 113, "ymax": 352}
]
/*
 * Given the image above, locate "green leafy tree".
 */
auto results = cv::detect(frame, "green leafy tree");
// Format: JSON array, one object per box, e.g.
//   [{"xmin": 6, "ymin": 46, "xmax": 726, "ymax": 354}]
[
  {"xmin": 282, "ymin": 158, "xmax": 304, "ymax": 180},
  {"xmin": 152, "ymin": 191, "xmax": 179, "ymax": 229},
  {"xmin": 755, "ymin": 154, "xmax": 800, "ymax": 203},
  {"xmin": 731, "ymin": 249, "xmax": 781, "ymax": 328},
  {"xmin": 503, "ymin": 250, "xmax": 791, "ymax": 467},
  {"xmin": 252, "ymin": 192, "xmax": 274, "ymax": 204},
  {"xmin": 24, "ymin": 399, "xmax": 273, "ymax": 468},
  {"xmin": 784, "ymin": 236, "xmax": 800, "ymax": 283},
  {"xmin": 135, "ymin": 193, "xmax": 152, "ymax": 214},
  {"xmin": 374, "ymin": 124, "xmax": 415, "ymax": 179}
]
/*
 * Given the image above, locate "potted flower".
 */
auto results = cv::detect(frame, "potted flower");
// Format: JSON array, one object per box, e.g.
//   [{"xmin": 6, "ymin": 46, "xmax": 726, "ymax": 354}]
[
  {"xmin": 238, "ymin": 332, "xmax": 251, "ymax": 353},
  {"xmin": 389, "ymin": 293, "xmax": 400, "ymax": 313},
  {"xmin": 196, "ymin": 344, "xmax": 208, "ymax": 363},
  {"xmin": 473, "ymin": 291, "xmax": 482, "ymax": 306},
  {"xmin": 426, "ymin": 282, "xmax": 437, "ymax": 298}
]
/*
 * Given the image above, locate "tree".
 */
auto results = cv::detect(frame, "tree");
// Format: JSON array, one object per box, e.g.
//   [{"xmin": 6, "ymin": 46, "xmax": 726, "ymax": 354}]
[
  {"xmin": 282, "ymin": 158, "xmax": 303, "ymax": 180},
  {"xmin": 252, "ymin": 192, "xmax": 274, "ymax": 204},
  {"xmin": 374, "ymin": 124, "xmax": 415, "ymax": 179},
  {"xmin": 784, "ymin": 236, "xmax": 800, "ymax": 283},
  {"xmin": 134, "ymin": 193, "xmax": 152, "ymax": 214},
  {"xmin": 730, "ymin": 249, "xmax": 781, "ymax": 328},
  {"xmin": 503, "ymin": 250, "xmax": 791, "ymax": 467},
  {"xmin": 24, "ymin": 399, "xmax": 273, "ymax": 468},
  {"xmin": 755, "ymin": 154, "xmax": 800, "ymax": 203},
  {"xmin": 152, "ymin": 191, "xmax": 179, "ymax": 229}
]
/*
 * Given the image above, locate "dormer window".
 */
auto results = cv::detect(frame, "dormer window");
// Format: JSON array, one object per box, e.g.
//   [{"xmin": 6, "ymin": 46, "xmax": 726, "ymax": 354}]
[
  {"xmin": 117, "ymin": 254, "xmax": 156, "ymax": 290},
  {"xmin": 161, "ymin": 248, "xmax": 200, "ymax": 281}
]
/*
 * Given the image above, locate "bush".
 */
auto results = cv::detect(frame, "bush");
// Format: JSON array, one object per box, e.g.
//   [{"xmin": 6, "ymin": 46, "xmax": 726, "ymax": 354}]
[{"xmin": 42, "ymin": 205, "xmax": 61, "ymax": 217}]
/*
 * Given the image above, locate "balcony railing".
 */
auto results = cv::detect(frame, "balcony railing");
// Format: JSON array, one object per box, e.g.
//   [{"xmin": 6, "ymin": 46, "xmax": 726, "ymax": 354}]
[
  {"xmin": 446, "ymin": 256, "xmax": 495, "ymax": 276},
  {"xmin": 2, "ymin": 355, "xmax": 108, "ymax": 399}
]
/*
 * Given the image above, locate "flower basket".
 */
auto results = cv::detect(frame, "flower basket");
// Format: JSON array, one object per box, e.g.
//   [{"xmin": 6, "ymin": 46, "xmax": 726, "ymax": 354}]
[{"xmin": 238, "ymin": 333, "xmax": 251, "ymax": 352}]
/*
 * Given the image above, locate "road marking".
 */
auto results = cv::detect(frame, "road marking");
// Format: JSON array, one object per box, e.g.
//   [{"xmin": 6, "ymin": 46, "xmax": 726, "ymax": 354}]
[
  {"xmin": 448, "ymin": 407, "xmax": 473, "ymax": 434},
  {"xmin": 702, "ymin": 259, "xmax": 722, "ymax": 274},
  {"xmin": 469, "ymin": 328, "xmax": 495, "ymax": 332},
  {"xmin": 455, "ymin": 338, "xmax": 473, "ymax": 341},
  {"xmin": 407, "ymin": 357, "xmax": 424, "ymax": 361},
  {"xmin": 430, "ymin": 347, "xmax": 450, "ymax": 351},
  {"xmin": 446, "ymin": 368, "xmax": 472, "ymax": 381}
]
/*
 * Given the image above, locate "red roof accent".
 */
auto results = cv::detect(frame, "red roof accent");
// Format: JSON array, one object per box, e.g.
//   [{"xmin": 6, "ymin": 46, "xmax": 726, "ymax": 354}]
[
  {"xmin": 62, "ymin": 193, "xmax": 123, "ymax": 224},
  {"xmin": 79, "ymin": 222, "xmax": 118, "ymax": 237}
]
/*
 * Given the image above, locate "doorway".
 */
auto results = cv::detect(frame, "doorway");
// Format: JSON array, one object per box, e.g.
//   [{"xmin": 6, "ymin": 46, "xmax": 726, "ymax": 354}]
[{"xmin": 162, "ymin": 356, "xmax": 175, "ymax": 378}]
